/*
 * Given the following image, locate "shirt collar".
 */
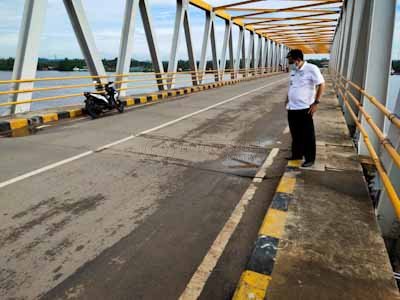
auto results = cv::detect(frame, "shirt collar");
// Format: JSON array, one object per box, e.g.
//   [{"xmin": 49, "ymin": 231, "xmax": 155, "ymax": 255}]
[{"xmin": 297, "ymin": 61, "xmax": 307, "ymax": 71}]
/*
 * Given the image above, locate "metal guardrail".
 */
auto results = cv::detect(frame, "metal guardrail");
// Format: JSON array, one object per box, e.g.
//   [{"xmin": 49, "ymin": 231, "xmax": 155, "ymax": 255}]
[
  {"xmin": 0, "ymin": 67, "xmax": 280, "ymax": 109},
  {"xmin": 330, "ymin": 70, "xmax": 400, "ymax": 218}
]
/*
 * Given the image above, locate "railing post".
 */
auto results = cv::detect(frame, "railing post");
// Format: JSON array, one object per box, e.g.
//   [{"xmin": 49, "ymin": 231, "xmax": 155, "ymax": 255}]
[{"xmin": 10, "ymin": 0, "xmax": 47, "ymax": 114}]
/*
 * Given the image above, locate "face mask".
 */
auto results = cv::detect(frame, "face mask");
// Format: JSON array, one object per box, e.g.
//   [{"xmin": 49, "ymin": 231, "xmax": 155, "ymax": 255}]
[{"xmin": 289, "ymin": 64, "xmax": 296, "ymax": 71}]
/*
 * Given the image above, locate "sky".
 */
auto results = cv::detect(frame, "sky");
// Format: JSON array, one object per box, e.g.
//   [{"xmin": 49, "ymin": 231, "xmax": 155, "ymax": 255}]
[{"xmin": 0, "ymin": 0, "xmax": 398, "ymax": 61}]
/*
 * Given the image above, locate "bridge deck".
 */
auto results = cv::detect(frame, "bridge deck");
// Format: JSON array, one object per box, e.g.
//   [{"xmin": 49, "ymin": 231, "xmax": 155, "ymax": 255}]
[{"xmin": 0, "ymin": 74, "xmax": 397, "ymax": 299}]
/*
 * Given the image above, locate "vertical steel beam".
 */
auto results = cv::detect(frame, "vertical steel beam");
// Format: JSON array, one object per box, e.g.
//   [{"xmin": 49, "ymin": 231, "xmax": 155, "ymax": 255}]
[
  {"xmin": 364, "ymin": 0, "xmax": 397, "ymax": 237},
  {"xmin": 241, "ymin": 29, "xmax": 246, "ymax": 76},
  {"xmin": 209, "ymin": 16, "xmax": 219, "ymax": 81},
  {"xmin": 168, "ymin": 0, "xmax": 197, "ymax": 87},
  {"xmin": 270, "ymin": 41, "xmax": 275, "ymax": 72},
  {"xmin": 228, "ymin": 23, "xmax": 234, "ymax": 79},
  {"xmin": 235, "ymin": 26, "xmax": 245, "ymax": 78},
  {"xmin": 220, "ymin": 20, "xmax": 232, "ymax": 80},
  {"xmin": 183, "ymin": 9, "xmax": 198, "ymax": 85},
  {"xmin": 261, "ymin": 38, "xmax": 268, "ymax": 72},
  {"xmin": 255, "ymin": 34, "xmax": 262, "ymax": 72},
  {"xmin": 378, "ymin": 89, "xmax": 400, "ymax": 238},
  {"xmin": 345, "ymin": 0, "xmax": 370, "ymax": 127},
  {"xmin": 63, "ymin": 0, "xmax": 106, "ymax": 82},
  {"xmin": 116, "ymin": 0, "xmax": 140, "ymax": 95},
  {"xmin": 199, "ymin": 11, "xmax": 219, "ymax": 82},
  {"xmin": 266, "ymin": 39, "xmax": 271, "ymax": 72},
  {"xmin": 139, "ymin": 0, "xmax": 165, "ymax": 90},
  {"xmin": 246, "ymin": 31, "xmax": 254, "ymax": 75},
  {"xmin": 359, "ymin": 0, "xmax": 396, "ymax": 156},
  {"xmin": 10, "ymin": 0, "xmax": 47, "ymax": 114}
]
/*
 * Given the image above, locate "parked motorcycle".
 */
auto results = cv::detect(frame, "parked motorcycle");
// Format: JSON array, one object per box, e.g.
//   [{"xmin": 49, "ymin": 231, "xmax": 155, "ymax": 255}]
[{"xmin": 84, "ymin": 81, "xmax": 124, "ymax": 119}]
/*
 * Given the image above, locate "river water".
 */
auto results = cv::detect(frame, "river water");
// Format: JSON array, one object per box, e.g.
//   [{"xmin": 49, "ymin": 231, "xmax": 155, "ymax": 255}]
[{"xmin": 0, "ymin": 71, "xmax": 399, "ymax": 116}]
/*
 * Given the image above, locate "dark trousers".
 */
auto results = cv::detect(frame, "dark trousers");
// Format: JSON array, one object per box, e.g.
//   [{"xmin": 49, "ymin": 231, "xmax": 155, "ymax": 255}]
[{"xmin": 288, "ymin": 108, "xmax": 316, "ymax": 162}]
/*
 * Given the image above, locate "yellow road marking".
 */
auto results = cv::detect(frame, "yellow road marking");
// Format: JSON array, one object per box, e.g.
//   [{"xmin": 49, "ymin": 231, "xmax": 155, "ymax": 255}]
[
  {"xmin": 258, "ymin": 208, "xmax": 287, "ymax": 239},
  {"xmin": 9, "ymin": 119, "xmax": 28, "ymax": 130},
  {"xmin": 232, "ymin": 270, "xmax": 271, "ymax": 300},
  {"xmin": 276, "ymin": 176, "xmax": 296, "ymax": 194},
  {"xmin": 126, "ymin": 98, "xmax": 134, "ymax": 106},
  {"xmin": 42, "ymin": 113, "xmax": 58, "ymax": 123},
  {"xmin": 68, "ymin": 109, "xmax": 82, "ymax": 118}
]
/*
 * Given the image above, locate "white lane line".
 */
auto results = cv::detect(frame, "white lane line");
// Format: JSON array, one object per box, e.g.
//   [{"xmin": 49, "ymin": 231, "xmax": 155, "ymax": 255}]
[
  {"xmin": 0, "ymin": 151, "xmax": 94, "ymax": 189},
  {"xmin": 179, "ymin": 148, "xmax": 279, "ymax": 300},
  {"xmin": 0, "ymin": 77, "xmax": 287, "ymax": 190},
  {"xmin": 253, "ymin": 148, "xmax": 280, "ymax": 183}
]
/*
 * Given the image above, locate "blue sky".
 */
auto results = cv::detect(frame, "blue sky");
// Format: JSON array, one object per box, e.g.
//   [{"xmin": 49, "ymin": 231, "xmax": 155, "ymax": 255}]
[{"xmin": 0, "ymin": 0, "xmax": 398, "ymax": 60}]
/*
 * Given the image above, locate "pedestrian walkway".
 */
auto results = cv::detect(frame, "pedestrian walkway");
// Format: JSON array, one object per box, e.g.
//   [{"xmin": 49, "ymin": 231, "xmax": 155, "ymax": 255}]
[{"xmin": 233, "ymin": 75, "xmax": 400, "ymax": 300}]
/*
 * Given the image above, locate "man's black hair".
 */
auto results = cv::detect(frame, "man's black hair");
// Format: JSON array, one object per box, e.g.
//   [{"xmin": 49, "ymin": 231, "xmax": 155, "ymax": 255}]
[{"xmin": 287, "ymin": 49, "xmax": 304, "ymax": 61}]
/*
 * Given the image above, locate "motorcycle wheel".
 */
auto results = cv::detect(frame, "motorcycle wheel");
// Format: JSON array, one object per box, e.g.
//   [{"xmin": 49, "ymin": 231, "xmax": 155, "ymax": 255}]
[
  {"xmin": 116, "ymin": 100, "xmax": 124, "ymax": 113},
  {"xmin": 85, "ymin": 99, "xmax": 100, "ymax": 119}
]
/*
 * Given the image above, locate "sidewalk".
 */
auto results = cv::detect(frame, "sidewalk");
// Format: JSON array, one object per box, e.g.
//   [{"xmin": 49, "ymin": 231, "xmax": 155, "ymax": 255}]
[{"xmin": 233, "ymin": 76, "xmax": 400, "ymax": 299}]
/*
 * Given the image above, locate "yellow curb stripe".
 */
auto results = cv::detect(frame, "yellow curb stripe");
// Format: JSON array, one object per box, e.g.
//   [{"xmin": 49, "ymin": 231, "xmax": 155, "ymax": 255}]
[
  {"xmin": 151, "ymin": 94, "xmax": 158, "ymax": 101},
  {"xmin": 162, "ymin": 92, "xmax": 168, "ymax": 98},
  {"xmin": 232, "ymin": 270, "xmax": 271, "ymax": 300},
  {"xmin": 9, "ymin": 119, "xmax": 28, "ymax": 130},
  {"xmin": 42, "ymin": 113, "xmax": 58, "ymax": 123},
  {"xmin": 288, "ymin": 160, "xmax": 302, "ymax": 168},
  {"xmin": 276, "ymin": 176, "xmax": 296, "ymax": 194},
  {"xmin": 126, "ymin": 98, "xmax": 134, "ymax": 106},
  {"xmin": 68, "ymin": 109, "xmax": 82, "ymax": 118},
  {"xmin": 258, "ymin": 208, "xmax": 287, "ymax": 239},
  {"xmin": 140, "ymin": 96, "xmax": 147, "ymax": 104}
]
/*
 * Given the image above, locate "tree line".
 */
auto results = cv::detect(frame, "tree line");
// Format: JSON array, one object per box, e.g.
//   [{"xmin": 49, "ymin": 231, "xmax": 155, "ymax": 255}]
[{"xmin": 0, "ymin": 57, "xmax": 226, "ymax": 72}]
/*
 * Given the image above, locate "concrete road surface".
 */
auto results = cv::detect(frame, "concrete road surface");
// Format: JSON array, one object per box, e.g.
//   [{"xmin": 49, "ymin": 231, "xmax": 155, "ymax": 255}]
[{"xmin": 0, "ymin": 74, "xmax": 290, "ymax": 300}]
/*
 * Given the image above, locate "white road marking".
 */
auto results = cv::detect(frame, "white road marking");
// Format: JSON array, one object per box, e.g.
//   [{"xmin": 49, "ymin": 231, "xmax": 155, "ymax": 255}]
[
  {"xmin": 0, "ymin": 77, "xmax": 287, "ymax": 190},
  {"xmin": 36, "ymin": 125, "xmax": 52, "ymax": 129},
  {"xmin": 179, "ymin": 148, "xmax": 279, "ymax": 300},
  {"xmin": 253, "ymin": 148, "xmax": 280, "ymax": 183}
]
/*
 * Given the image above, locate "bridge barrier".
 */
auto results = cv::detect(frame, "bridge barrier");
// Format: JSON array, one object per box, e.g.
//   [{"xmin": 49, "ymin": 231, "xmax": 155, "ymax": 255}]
[
  {"xmin": 0, "ymin": 67, "xmax": 277, "ymax": 110},
  {"xmin": 330, "ymin": 70, "xmax": 400, "ymax": 219},
  {"xmin": 0, "ymin": 67, "xmax": 284, "ymax": 135}
]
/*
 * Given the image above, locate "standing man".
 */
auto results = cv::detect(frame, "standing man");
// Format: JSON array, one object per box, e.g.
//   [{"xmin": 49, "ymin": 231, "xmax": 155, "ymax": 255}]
[{"xmin": 286, "ymin": 49, "xmax": 325, "ymax": 168}]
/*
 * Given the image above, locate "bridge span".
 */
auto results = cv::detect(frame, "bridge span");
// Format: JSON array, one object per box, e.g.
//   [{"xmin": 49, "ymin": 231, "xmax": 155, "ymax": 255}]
[{"xmin": 0, "ymin": 0, "xmax": 400, "ymax": 299}]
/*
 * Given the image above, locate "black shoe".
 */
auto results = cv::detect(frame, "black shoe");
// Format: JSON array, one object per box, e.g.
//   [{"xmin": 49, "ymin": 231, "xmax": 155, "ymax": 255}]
[
  {"xmin": 286, "ymin": 156, "xmax": 302, "ymax": 160},
  {"xmin": 301, "ymin": 161, "xmax": 314, "ymax": 168}
]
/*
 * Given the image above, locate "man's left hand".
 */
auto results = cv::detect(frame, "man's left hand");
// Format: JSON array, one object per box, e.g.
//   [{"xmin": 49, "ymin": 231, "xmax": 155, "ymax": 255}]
[{"xmin": 308, "ymin": 103, "xmax": 318, "ymax": 115}]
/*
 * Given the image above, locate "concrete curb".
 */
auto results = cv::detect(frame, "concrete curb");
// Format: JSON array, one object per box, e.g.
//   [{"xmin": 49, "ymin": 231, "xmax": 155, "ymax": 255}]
[
  {"xmin": 232, "ymin": 159, "xmax": 302, "ymax": 300},
  {"xmin": 0, "ymin": 72, "xmax": 281, "ymax": 135}
]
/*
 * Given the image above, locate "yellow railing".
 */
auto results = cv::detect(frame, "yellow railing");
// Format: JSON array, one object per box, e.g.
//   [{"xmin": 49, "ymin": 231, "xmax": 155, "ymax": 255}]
[
  {"xmin": 0, "ymin": 67, "xmax": 282, "ymax": 109},
  {"xmin": 330, "ymin": 69, "xmax": 400, "ymax": 218}
]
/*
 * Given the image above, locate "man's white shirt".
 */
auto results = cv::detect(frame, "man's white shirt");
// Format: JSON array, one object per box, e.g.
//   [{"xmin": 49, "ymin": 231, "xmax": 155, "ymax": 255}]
[{"xmin": 287, "ymin": 61, "xmax": 325, "ymax": 110}]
